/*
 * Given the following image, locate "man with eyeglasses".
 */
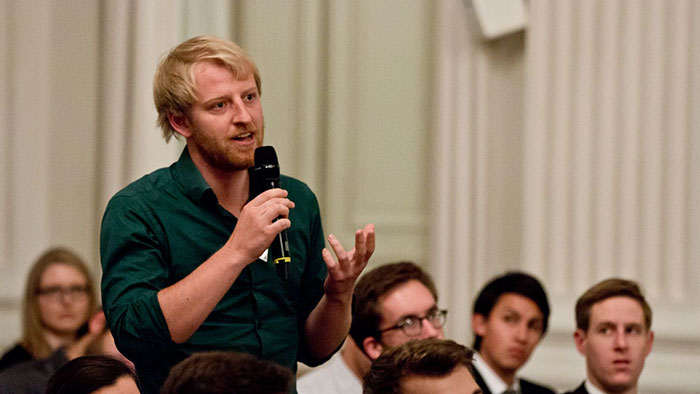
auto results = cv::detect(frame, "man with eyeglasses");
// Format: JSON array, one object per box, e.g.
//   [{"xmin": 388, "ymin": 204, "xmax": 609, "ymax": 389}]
[
  {"xmin": 470, "ymin": 272, "xmax": 555, "ymax": 394},
  {"xmin": 298, "ymin": 261, "xmax": 446, "ymax": 394}
]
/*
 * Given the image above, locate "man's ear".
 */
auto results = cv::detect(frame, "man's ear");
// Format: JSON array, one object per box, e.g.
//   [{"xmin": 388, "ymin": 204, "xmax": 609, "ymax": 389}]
[
  {"xmin": 472, "ymin": 313, "xmax": 488, "ymax": 336},
  {"xmin": 644, "ymin": 330, "xmax": 654, "ymax": 357},
  {"xmin": 168, "ymin": 112, "xmax": 191, "ymax": 138},
  {"xmin": 573, "ymin": 329, "xmax": 587, "ymax": 356},
  {"xmin": 362, "ymin": 336, "xmax": 384, "ymax": 360}
]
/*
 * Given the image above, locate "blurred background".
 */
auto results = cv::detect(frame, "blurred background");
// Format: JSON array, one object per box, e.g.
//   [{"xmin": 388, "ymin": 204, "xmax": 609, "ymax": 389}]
[{"xmin": 1, "ymin": 1, "xmax": 698, "ymax": 392}]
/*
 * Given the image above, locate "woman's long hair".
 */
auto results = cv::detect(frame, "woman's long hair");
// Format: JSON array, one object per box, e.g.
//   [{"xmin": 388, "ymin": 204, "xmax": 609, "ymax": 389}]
[{"xmin": 20, "ymin": 247, "xmax": 96, "ymax": 358}]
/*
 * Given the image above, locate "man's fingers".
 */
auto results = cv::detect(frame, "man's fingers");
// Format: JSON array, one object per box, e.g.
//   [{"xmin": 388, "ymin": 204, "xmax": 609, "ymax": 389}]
[
  {"xmin": 249, "ymin": 188, "xmax": 288, "ymax": 206},
  {"xmin": 327, "ymin": 234, "xmax": 349, "ymax": 263},
  {"xmin": 322, "ymin": 248, "xmax": 341, "ymax": 277},
  {"xmin": 260, "ymin": 199, "xmax": 294, "ymax": 222},
  {"xmin": 354, "ymin": 229, "xmax": 366, "ymax": 259},
  {"xmin": 362, "ymin": 224, "xmax": 376, "ymax": 261},
  {"xmin": 270, "ymin": 218, "xmax": 291, "ymax": 233},
  {"xmin": 353, "ymin": 224, "xmax": 375, "ymax": 264}
]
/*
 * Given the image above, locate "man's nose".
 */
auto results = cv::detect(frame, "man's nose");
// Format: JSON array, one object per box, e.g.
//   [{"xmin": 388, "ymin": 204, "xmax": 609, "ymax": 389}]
[
  {"xmin": 420, "ymin": 318, "xmax": 442, "ymax": 339},
  {"xmin": 514, "ymin": 323, "xmax": 529, "ymax": 342},
  {"xmin": 232, "ymin": 99, "xmax": 252, "ymax": 123},
  {"xmin": 613, "ymin": 330, "xmax": 628, "ymax": 349}
]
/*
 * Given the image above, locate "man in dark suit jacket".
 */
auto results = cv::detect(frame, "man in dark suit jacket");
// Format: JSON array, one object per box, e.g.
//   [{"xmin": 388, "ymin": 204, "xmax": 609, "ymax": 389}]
[
  {"xmin": 563, "ymin": 382, "xmax": 587, "ymax": 394},
  {"xmin": 470, "ymin": 272, "xmax": 556, "ymax": 394},
  {"xmin": 563, "ymin": 279, "xmax": 654, "ymax": 394}
]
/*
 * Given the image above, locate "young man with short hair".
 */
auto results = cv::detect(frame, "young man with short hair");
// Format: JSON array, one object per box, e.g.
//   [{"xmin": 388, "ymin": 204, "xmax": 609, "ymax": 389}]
[
  {"xmin": 100, "ymin": 36, "xmax": 375, "ymax": 394},
  {"xmin": 298, "ymin": 261, "xmax": 446, "ymax": 394},
  {"xmin": 470, "ymin": 272, "xmax": 555, "ymax": 394},
  {"xmin": 564, "ymin": 278, "xmax": 654, "ymax": 394}
]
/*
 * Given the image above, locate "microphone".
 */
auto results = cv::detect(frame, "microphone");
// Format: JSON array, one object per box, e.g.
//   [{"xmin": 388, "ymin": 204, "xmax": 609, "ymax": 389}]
[{"xmin": 250, "ymin": 146, "xmax": 291, "ymax": 281}]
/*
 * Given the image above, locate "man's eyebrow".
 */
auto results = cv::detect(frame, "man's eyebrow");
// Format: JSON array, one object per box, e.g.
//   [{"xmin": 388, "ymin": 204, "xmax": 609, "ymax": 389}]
[
  {"xmin": 201, "ymin": 95, "xmax": 229, "ymax": 104},
  {"xmin": 503, "ymin": 306, "xmax": 521, "ymax": 315},
  {"xmin": 593, "ymin": 321, "xmax": 616, "ymax": 329},
  {"xmin": 397, "ymin": 305, "xmax": 439, "ymax": 320}
]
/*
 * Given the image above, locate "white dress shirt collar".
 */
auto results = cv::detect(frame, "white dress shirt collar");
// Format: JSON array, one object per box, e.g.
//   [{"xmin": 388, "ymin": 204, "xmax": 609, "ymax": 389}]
[
  {"xmin": 473, "ymin": 352, "xmax": 521, "ymax": 394},
  {"xmin": 584, "ymin": 380, "xmax": 609, "ymax": 394}
]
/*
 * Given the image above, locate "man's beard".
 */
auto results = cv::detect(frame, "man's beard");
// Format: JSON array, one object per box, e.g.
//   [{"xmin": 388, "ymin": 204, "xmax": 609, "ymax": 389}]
[{"xmin": 191, "ymin": 125, "xmax": 263, "ymax": 172}]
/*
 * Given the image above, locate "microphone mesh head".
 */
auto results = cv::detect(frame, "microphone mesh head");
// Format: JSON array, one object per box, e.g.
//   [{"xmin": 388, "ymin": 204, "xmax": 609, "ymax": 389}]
[{"xmin": 254, "ymin": 146, "xmax": 279, "ymax": 167}]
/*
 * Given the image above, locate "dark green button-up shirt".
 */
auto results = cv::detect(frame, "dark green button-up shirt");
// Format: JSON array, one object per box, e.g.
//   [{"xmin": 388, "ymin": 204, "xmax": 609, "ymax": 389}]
[{"xmin": 100, "ymin": 148, "xmax": 327, "ymax": 394}]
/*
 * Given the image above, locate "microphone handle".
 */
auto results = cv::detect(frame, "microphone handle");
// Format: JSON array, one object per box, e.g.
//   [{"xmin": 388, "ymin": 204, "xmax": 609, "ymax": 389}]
[
  {"xmin": 273, "ymin": 230, "xmax": 290, "ymax": 281},
  {"xmin": 266, "ymin": 180, "xmax": 290, "ymax": 281}
]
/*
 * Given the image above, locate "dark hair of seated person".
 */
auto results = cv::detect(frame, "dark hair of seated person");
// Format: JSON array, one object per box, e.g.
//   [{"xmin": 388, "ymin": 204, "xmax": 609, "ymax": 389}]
[
  {"xmin": 45, "ymin": 354, "xmax": 139, "ymax": 394},
  {"xmin": 161, "ymin": 351, "xmax": 293, "ymax": 394}
]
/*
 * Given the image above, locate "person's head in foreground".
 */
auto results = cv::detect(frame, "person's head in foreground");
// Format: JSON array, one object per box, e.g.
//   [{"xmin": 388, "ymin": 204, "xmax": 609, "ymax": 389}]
[
  {"xmin": 573, "ymin": 278, "xmax": 654, "ymax": 394},
  {"xmin": 363, "ymin": 338, "xmax": 482, "ymax": 394},
  {"xmin": 160, "ymin": 351, "xmax": 293, "ymax": 394},
  {"xmin": 46, "ymin": 355, "xmax": 139, "ymax": 394}
]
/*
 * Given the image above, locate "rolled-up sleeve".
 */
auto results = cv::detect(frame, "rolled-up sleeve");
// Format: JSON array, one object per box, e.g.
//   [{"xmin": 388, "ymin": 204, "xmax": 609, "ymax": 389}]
[{"xmin": 100, "ymin": 195, "xmax": 173, "ymax": 358}]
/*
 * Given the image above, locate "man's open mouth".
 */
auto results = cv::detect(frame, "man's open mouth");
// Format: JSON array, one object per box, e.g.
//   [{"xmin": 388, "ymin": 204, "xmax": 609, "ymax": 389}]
[{"xmin": 233, "ymin": 132, "xmax": 253, "ymax": 140}]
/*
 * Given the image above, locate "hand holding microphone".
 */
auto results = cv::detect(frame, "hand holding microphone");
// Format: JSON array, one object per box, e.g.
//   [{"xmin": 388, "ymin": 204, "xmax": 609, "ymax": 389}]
[{"xmin": 250, "ymin": 146, "xmax": 292, "ymax": 280}]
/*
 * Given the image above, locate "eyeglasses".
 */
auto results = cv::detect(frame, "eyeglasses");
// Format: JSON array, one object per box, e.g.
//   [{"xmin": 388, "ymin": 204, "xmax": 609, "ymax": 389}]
[
  {"xmin": 36, "ymin": 285, "xmax": 89, "ymax": 301},
  {"xmin": 379, "ymin": 309, "xmax": 448, "ymax": 337}
]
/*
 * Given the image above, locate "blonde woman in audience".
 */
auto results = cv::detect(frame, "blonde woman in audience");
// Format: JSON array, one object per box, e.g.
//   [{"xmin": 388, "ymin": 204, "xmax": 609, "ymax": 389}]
[{"xmin": 0, "ymin": 247, "xmax": 96, "ymax": 371}]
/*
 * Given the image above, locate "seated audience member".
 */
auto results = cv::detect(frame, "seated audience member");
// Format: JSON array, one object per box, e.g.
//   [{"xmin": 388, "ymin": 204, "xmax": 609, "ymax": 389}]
[
  {"xmin": 0, "ymin": 247, "xmax": 96, "ymax": 371},
  {"xmin": 470, "ymin": 271, "xmax": 555, "ymax": 394},
  {"xmin": 0, "ymin": 309, "xmax": 132, "ymax": 394},
  {"xmin": 297, "ymin": 261, "xmax": 446, "ymax": 394},
  {"xmin": 564, "ymin": 278, "xmax": 654, "ymax": 394},
  {"xmin": 160, "ymin": 351, "xmax": 292, "ymax": 394},
  {"xmin": 46, "ymin": 355, "xmax": 140, "ymax": 394},
  {"xmin": 363, "ymin": 338, "xmax": 481, "ymax": 394}
]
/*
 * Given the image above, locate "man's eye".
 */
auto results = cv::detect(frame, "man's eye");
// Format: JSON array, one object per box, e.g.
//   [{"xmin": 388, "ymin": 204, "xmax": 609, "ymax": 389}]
[
  {"xmin": 245, "ymin": 93, "xmax": 257, "ymax": 101},
  {"xmin": 401, "ymin": 318, "xmax": 418, "ymax": 327}
]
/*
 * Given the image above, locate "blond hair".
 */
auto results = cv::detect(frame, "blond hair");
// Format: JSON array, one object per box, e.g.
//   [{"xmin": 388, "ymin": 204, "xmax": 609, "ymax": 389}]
[
  {"xmin": 20, "ymin": 247, "xmax": 96, "ymax": 359},
  {"xmin": 153, "ymin": 35, "xmax": 261, "ymax": 142}
]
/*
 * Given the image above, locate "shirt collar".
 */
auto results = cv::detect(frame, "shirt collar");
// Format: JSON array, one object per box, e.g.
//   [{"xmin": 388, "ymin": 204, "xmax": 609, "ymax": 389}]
[
  {"xmin": 584, "ymin": 380, "xmax": 608, "ymax": 394},
  {"xmin": 473, "ymin": 352, "xmax": 521, "ymax": 394},
  {"xmin": 170, "ymin": 146, "xmax": 215, "ymax": 204}
]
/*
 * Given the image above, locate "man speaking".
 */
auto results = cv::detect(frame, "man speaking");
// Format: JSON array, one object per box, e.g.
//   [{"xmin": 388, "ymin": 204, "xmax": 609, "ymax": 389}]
[{"xmin": 100, "ymin": 35, "xmax": 375, "ymax": 394}]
